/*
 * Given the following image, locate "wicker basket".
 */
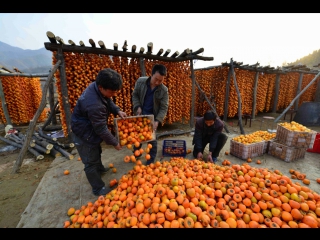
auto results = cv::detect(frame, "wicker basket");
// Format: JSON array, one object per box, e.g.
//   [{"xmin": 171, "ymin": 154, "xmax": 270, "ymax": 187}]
[
  {"xmin": 268, "ymin": 140, "xmax": 306, "ymax": 163},
  {"xmin": 275, "ymin": 124, "xmax": 317, "ymax": 148},
  {"xmin": 230, "ymin": 140, "xmax": 265, "ymax": 160}
]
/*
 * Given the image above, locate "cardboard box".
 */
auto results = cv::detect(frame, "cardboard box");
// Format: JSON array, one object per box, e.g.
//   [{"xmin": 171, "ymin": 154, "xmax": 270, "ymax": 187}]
[
  {"xmin": 275, "ymin": 124, "xmax": 317, "ymax": 149},
  {"xmin": 230, "ymin": 140, "xmax": 265, "ymax": 160},
  {"xmin": 113, "ymin": 115, "xmax": 156, "ymax": 144},
  {"xmin": 268, "ymin": 140, "xmax": 307, "ymax": 163}
]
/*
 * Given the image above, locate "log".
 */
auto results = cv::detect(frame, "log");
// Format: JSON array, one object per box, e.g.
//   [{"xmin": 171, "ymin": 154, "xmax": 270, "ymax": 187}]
[
  {"xmin": 147, "ymin": 42, "xmax": 153, "ymax": 54},
  {"xmin": 170, "ymin": 51, "xmax": 179, "ymax": 58},
  {"xmin": 16, "ymin": 132, "xmax": 35, "ymax": 147},
  {"xmin": 32, "ymin": 144, "xmax": 50, "ymax": 155},
  {"xmin": 46, "ymin": 31, "xmax": 57, "ymax": 44},
  {"xmin": 191, "ymin": 48, "xmax": 204, "ymax": 55},
  {"xmin": 31, "ymin": 136, "xmax": 53, "ymax": 150},
  {"xmin": 53, "ymin": 145, "xmax": 74, "ymax": 160},
  {"xmin": 50, "ymin": 147, "xmax": 62, "ymax": 158},
  {"xmin": 113, "ymin": 43, "xmax": 118, "ymax": 51},
  {"xmin": 178, "ymin": 48, "xmax": 191, "ymax": 58},
  {"xmin": 163, "ymin": 49, "xmax": 171, "ymax": 57},
  {"xmin": 55, "ymin": 36, "xmax": 65, "ymax": 45},
  {"xmin": 131, "ymin": 45, "xmax": 136, "ymax": 53},
  {"xmin": 68, "ymin": 40, "xmax": 76, "ymax": 46},
  {"xmin": 122, "ymin": 40, "xmax": 128, "ymax": 52},
  {"xmin": 98, "ymin": 40, "xmax": 106, "ymax": 49},
  {"xmin": 43, "ymin": 125, "xmax": 62, "ymax": 131},
  {"xmin": 139, "ymin": 47, "xmax": 145, "ymax": 54},
  {"xmin": 12, "ymin": 60, "xmax": 61, "ymax": 174},
  {"xmin": 0, "ymin": 136, "xmax": 43, "ymax": 161},
  {"xmin": 79, "ymin": 41, "xmax": 85, "ymax": 47},
  {"xmin": 89, "ymin": 39, "xmax": 96, "ymax": 48},
  {"xmin": 156, "ymin": 49, "xmax": 163, "ymax": 56},
  {"xmin": 38, "ymin": 127, "xmax": 57, "ymax": 141}
]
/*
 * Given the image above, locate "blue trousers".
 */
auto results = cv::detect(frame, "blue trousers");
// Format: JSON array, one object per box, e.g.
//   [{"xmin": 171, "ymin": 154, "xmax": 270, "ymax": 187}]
[{"xmin": 72, "ymin": 133, "xmax": 106, "ymax": 195}]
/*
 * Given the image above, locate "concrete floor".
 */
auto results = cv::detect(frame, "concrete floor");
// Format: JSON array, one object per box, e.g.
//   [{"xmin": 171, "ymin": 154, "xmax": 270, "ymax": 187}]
[{"xmin": 16, "ymin": 112, "xmax": 320, "ymax": 228}]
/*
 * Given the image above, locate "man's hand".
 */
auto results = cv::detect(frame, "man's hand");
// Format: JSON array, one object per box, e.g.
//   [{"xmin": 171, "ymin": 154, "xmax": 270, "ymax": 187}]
[
  {"xmin": 197, "ymin": 152, "xmax": 203, "ymax": 159},
  {"xmin": 118, "ymin": 111, "xmax": 127, "ymax": 119},
  {"xmin": 153, "ymin": 121, "xmax": 159, "ymax": 131},
  {"xmin": 136, "ymin": 107, "xmax": 142, "ymax": 115},
  {"xmin": 207, "ymin": 155, "xmax": 213, "ymax": 163},
  {"xmin": 114, "ymin": 144, "xmax": 122, "ymax": 150}
]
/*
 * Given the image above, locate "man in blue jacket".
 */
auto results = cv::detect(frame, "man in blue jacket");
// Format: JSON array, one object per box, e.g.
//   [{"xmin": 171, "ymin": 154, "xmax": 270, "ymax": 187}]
[
  {"xmin": 132, "ymin": 64, "xmax": 169, "ymax": 165},
  {"xmin": 71, "ymin": 68, "xmax": 127, "ymax": 196},
  {"xmin": 192, "ymin": 110, "xmax": 227, "ymax": 163}
]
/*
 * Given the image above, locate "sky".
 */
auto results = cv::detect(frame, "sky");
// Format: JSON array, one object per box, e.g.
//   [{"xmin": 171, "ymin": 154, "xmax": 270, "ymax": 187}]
[{"xmin": 1, "ymin": 13, "xmax": 320, "ymax": 69}]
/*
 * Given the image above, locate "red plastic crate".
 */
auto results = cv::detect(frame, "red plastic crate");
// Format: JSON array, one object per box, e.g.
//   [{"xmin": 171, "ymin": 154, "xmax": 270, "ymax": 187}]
[{"xmin": 307, "ymin": 133, "xmax": 320, "ymax": 154}]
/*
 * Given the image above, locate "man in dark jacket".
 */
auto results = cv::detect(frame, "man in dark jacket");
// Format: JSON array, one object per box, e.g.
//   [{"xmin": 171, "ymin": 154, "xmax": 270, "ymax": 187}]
[
  {"xmin": 132, "ymin": 64, "xmax": 169, "ymax": 165},
  {"xmin": 71, "ymin": 68, "xmax": 127, "ymax": 196},
  {"xmin": 192, "ymin": 110, "xmax": 228, "ymax": 163}
]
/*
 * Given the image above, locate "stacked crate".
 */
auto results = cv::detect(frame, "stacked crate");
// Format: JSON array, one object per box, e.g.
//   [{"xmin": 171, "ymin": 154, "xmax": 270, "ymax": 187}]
[{"xmin": 268, "ymin": 123, "xmax": 317, "ymax": 162}]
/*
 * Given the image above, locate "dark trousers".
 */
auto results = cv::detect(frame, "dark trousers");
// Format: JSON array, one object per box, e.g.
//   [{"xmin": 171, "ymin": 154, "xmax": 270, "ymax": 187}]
[
  {"xmin": 193, "ymin": 132, "xmax": 228, "ymax": 158},
  {"xmin": 133, "ymin": 140, "xmax": 157, "ymax": 165},
  {"xmin": 72, "ymin": 133, "xmax": 106, "ymax": 195}
]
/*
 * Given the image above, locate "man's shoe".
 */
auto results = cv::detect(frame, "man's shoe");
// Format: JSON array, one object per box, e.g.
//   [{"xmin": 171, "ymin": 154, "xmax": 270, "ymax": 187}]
[
  {"xmin": 100, "ymin": 166, "xmax": 110, "ymax": 175},
  {"xmin": 93, "ymin": 186, "xmax": 112, "ymax": 196},
  {"xmin": 212, "ymin": 157, "xmax": 217, "ymax": 163}
]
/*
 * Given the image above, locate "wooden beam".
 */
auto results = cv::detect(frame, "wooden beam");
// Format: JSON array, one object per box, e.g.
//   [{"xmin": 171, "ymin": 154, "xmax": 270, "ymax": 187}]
[
  {"xmin": 46, "ymin": 31, "xmax": 57, "ymax": 44},
  {"xmin": 89, "ymin": 39, "xmax": 96, "ymax": 48},
  {"xmin": 44, "ymin": 43, "xmax": 214, "ymax": 63}
]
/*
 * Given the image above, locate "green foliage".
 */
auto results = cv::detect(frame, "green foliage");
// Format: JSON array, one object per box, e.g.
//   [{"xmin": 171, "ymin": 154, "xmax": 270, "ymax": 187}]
[{"xmin": 286, "ymin": 49, "xmax": 320, "ymax": 68}]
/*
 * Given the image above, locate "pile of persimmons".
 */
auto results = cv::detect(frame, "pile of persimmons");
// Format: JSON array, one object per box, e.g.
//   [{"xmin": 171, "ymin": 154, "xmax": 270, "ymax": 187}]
[{"xmin": 63, "ymin": 157, "xmax": 320, "ymax": 228}]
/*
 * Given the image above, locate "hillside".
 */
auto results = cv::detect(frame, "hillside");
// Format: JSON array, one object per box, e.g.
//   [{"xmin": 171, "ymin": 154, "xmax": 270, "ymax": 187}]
[
  {"xmin": 0, "ymin": 41, "xmax": 52, "ymax": 73},
  {"xmin": 286, "ymin": 49, "xmax": 320, "ymax": 68}
]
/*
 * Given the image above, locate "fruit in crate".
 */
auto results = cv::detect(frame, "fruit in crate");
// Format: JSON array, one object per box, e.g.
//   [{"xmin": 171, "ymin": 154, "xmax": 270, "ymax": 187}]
[
  {"xmin": 278, "ymin": 121, "xmax": 311, "ymax": 132},
  {"xmin": 232, "ymin": 131, "xmax": 275, "ymax": 144}
]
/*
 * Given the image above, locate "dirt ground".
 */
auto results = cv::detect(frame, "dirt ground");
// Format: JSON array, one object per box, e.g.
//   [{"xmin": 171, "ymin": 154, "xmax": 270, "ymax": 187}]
[{"xmin": 0, "ymin": 112, "xmax": 320, "ymax": 228}]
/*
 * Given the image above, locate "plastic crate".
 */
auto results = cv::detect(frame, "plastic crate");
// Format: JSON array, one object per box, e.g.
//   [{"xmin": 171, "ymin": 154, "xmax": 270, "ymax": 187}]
[
  {"xmin": 113, "ymin": 115, "xmax": 156, "ymax": 144},
  {"xmin": 268, "ymin": 140, "xmax": 307, "ymax": 163},
  {"xmin": 307, "ymin": 133, "xmax": 320, "ymax": 154},
  {"xmin": 275, "ymin": 124, "xmax": 317, "ymax": 149},
  {"xmin": 230, "ymin": 139, "xmax": 265, "ymax": 160},
  {"xmin": 162, "ymin": 140, "xmax": 186, "ymax": 157}
]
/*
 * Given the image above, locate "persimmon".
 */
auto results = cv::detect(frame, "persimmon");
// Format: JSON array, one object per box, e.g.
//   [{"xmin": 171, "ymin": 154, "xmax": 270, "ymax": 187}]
[{"xmin": 64, "ymin": 170, "xmax": 70, "ymax": 175}]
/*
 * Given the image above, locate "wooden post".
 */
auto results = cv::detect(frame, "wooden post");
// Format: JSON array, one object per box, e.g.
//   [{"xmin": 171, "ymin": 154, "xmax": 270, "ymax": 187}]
[
  {"xmin": 190, "ymin": 58, "xmax": 195, "ymax": 128},
  {"xmin": 294, "ymin": 73, "xmax": 304, "ymax": 110},
  {"xmin": 48, "ymin": 70, "xmax": 57, "ymax": 125},
  {"xmin": 223, "ymin": 66, "xmax": 232, "ymax": 122},
  {"xmin": 251, "ymin": 72, "xmax": 259, "ymax": 119},
  {"xmin": 56, "ymin": 49, "xmax": 72, "ymax": 141},
  {"xmin": 272, "ymin": 74, "xmax": 280, "ymax": 113},
  {"xmin": 139, "ymin": 57, "xmax": 146, "ymax": 77},
  {"xmin": 12, "ymin": 60, "xmax": 61, "ymax": 174},
  {"xmin": 0, "ymin": 77, "xmax": 12, "ymax": 125},
  {"xmin": 230, "ymin": 59, "xmax": 245, "ymax": 135}
]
